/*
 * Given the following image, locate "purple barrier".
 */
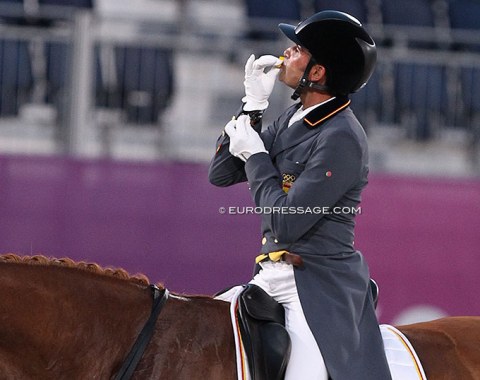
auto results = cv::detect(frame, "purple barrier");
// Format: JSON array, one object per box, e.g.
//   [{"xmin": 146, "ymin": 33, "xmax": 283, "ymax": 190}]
[
  {"xmin": 356, "ymin": 175, "xmax": 480, "ymax": 323},
  {"xmin": 0, "ymin": 154, "xmax": 479, "ymax": 324},
  {"xmin": 0, "ymin": 155, "xmax": 259, "ymax": 294}
]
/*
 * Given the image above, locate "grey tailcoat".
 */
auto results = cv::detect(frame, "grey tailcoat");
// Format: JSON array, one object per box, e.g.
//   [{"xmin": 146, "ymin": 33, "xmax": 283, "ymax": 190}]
[{"xmin": 209, "ymin": 96, "xmax": 392, "ymax": 380}]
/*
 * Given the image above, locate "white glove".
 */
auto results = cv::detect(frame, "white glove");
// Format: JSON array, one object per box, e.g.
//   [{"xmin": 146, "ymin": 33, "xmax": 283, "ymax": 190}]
[
  {"xmin": 224, "ymin": 115, "xmax": 268, "ymax": 162},
  {"xmin": 242, "ymin": 54, "xmax": 283, "ymax": 112}
]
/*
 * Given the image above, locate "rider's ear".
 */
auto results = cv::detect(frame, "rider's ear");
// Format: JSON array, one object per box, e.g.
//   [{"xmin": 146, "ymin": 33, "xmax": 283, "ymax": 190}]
[{"xmin": 309, "ymin": 64, "xmax": 326, "ymax": 84}]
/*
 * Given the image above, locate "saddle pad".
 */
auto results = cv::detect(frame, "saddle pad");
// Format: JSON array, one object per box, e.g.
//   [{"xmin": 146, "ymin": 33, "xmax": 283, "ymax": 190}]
[
  {"xmin": 380, "ymin": 324, "xmax": 428, "ymax": 380},
  {"xmin": 215, "ymin": 285, "xmax": 251, "ymax": 380}
]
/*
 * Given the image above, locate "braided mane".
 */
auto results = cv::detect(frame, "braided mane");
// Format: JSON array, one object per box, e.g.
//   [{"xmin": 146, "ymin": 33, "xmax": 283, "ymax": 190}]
[{"xmin": 0, "ymin": 253, "xmax": 153, "ymax": 287}]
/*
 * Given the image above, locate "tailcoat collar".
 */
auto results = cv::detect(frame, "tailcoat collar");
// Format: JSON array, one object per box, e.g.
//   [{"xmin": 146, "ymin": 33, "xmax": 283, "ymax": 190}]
[{"xmin": 303, "ymin": 96, "xmax": 350, "ymax": 128}]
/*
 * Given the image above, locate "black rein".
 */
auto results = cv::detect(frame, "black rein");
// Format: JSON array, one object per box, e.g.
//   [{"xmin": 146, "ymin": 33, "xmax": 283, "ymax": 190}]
[{"xmin": 114, "ymin": 284, "xmax": 169, "ymax": 380}]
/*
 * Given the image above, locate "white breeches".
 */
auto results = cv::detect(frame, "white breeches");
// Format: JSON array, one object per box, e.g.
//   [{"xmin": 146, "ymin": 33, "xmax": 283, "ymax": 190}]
[{"xmin": 249, "ymin": 260, "xmax": 329, "ymax": 380}]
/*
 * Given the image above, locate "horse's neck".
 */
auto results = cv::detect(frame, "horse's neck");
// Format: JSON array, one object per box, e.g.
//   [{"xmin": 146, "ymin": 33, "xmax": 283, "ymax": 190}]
[
  {"xmin": 0, "ymin": 262, "xmax": 237, "ymax": 379},
  {"xmin": 0, "ymin": 263, "xmax": 152, "ymax": 376}
]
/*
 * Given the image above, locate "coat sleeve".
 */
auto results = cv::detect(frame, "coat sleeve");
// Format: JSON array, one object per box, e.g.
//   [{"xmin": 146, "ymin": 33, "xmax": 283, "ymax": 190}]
[
  {"xmin": 244, "ymin": 129, "xmax": 363, "ymax": 244},
  {"xmin": 208, "ymin": 116, "xmax": 279, "ymax": 187},
  {"xmin": 207, "ymin": 131, "xmax": 247, "ymax": 187}
]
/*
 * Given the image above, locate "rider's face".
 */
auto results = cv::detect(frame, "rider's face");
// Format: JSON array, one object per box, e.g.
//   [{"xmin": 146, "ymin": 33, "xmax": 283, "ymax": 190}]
[{"xmin": 279, "ymin": 44, "xmax": 312, "ymax": 89}]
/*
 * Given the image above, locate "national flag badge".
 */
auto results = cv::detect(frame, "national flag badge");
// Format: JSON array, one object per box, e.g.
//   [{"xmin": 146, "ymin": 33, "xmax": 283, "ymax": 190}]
[{"xmin": 282, "ymin": 173, "xmax": 296, "ymax": 193}]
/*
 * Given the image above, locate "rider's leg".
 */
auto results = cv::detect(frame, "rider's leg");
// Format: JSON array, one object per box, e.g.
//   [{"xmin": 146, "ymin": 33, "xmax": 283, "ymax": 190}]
[{"xmin": 250, "ymin": 261, "xmax": 329, "ymax": 380}]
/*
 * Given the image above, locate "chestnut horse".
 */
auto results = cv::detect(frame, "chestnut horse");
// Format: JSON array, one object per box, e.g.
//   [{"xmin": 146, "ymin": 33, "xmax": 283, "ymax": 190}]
[{"xmin": 0, "ymin": 254, "xmax": 479, "ymax": 379}]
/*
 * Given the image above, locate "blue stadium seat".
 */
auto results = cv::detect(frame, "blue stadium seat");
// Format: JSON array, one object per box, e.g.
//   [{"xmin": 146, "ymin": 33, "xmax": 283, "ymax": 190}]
[
  {"xmin": 381, "ymin": 0, "xmax": 435, "ymax": 27},
  {"xmin": 39, "ymin": 0, "xmax": 92, "ymax": 8},
  {"xmin": 245, "ymin": 0, "xmax": 301, "ymax": 21},
  {"xmin": 448, "ymin": 0, "xmax": 480, "ymax": 51},
  {"xmin": 94, "ymin": 46, "xmax": 121, "ymax": 110},
  {"xmin": 394, "ymin": 63, "xmax": 448, "ymax": 140},
  {"xmin": 448, "ymin": 0, "xmax": 480, "ymax": 30},
  {"xmin": 45, "ymin": 42, "xmax": 69, "ymax": 104},
  {"xmin": 461, "ymin": 67, "xmax": 480, "ymax": 117},
  {"xmin": 0, "ymin": 40, "xmax": 33, "ymax": 115},
  {"xmin": 0, "ymin": 0, "xmax": 30, "ymax": 25},
  {"xmin": 448, "ymin": 0, "xmax": 480, "ymax": 131},
  {"xmin": 245, "ymin": 0, "xmax": 301, "ymax": 40},
  {"xmin": 459, "ymin": 66, "xmax": 480, "ymax": 157},
  {"xmin": 454, "ymin": 66, "xmax": 480, "ymax": 144},
  {"xmin": 381, "ymin": 0, "xmax": 437, "ymax": 49},
  {"xmin": 350, "ymin": 64, "xmax": 384, "ymax": 127},
  {"xmin": 0, "ymin": 0, "xmax": 92, "ymax": 25},
  {"xmin": 115, "ymin": 46, "xmax": 175, "ymax": 124},
  {"xmin": 314, "ymin": 0, "xmax": 368, "ymax": 23},
  {"xmin": 0, "ymin": 0, "xmax": 23, "ymax": 7}
]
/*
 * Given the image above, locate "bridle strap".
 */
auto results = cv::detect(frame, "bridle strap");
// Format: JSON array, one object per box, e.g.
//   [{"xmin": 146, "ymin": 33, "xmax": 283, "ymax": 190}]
[{"xmin": 115, "ymin": 285, "xmax": 169, "ymax": 380}]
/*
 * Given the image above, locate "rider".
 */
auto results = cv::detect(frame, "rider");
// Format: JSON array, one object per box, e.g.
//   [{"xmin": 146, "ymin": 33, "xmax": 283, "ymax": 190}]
[{"xmin": 209, "ymin": 11, "xmax": 392, "ymax": 380}]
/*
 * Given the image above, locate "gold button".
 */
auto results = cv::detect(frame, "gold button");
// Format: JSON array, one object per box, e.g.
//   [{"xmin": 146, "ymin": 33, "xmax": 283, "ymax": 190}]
[{"xmin": 261, "ymin": 237, "xmax": 267, "ymax": 245}]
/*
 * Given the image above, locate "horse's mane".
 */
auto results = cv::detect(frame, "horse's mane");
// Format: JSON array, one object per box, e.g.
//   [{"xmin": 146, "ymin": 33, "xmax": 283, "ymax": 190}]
[{"xmin": 0, "ymin": 254, "xmax": 153, "ymax": 287}]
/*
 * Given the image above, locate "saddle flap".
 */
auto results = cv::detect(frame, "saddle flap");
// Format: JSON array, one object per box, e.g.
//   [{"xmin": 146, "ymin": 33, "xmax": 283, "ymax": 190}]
[
  {"xmin": 237, "ymin": 284, "xmax": 291, "ymax": 380},
  {"xmin": 239, "ymin": 284, "xmax": 285, "ymax": 324}
]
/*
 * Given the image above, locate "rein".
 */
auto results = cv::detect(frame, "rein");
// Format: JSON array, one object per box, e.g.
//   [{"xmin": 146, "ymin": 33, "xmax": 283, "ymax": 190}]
[{"xmin": 115, "ymin": 284, "xmax": 169, "ymax": 380}]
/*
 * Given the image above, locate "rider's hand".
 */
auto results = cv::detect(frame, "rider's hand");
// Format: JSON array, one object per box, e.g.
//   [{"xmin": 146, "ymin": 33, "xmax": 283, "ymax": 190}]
[
  {"xmin": 224, "ymin": 115, "xmax": 268, "ymax": 162},
  {"xmin": 242, "ymin": 54, "xmax": 283, "ymax": 112}
]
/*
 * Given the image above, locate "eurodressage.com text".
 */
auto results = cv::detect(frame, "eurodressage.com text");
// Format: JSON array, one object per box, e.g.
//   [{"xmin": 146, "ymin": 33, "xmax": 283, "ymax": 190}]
[{"xmin": 219, "ymin": 206, "xmax": 362, "ymax": 215}]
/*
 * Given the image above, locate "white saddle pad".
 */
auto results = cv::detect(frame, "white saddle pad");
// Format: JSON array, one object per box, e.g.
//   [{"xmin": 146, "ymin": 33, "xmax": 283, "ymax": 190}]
[{"xmin": 380, "ymin": 324, "xmax": 428, "ymax": 380}]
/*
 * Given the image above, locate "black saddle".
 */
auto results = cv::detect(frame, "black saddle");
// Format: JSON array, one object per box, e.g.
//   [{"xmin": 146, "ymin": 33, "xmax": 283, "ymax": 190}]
[
  {"xmin": 237, "ymin": 284, "xmax": 291, "ymax": 380},
  {"xmin": 232, "ymin": 279, "xmax": 379, "ymax": 380}
]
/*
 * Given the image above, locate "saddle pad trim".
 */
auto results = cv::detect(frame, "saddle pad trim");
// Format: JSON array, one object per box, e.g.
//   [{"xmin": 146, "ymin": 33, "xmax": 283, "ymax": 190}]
[
  {"xmin": 215, "ymin": 285, "xmax": 251, "ymax": 380},
  {"xmin": 234, "ymin": 301, "xmax": 249, "ymax": 380},
  {"xmin": 381, "ymin": 324, "xmax": 427, "ymax": 380}
]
